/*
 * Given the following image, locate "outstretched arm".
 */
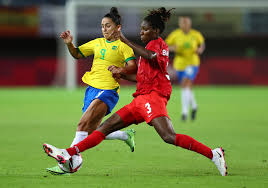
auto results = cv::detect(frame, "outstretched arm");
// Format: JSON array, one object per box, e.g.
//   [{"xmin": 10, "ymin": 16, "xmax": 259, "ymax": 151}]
[
  {"xmin": 60, "ymin": 30, "xmax": 83, "ymax": 59},
  {"xmin": 119, "ymin": 32, "xmax": 157, "ymax": 60}
]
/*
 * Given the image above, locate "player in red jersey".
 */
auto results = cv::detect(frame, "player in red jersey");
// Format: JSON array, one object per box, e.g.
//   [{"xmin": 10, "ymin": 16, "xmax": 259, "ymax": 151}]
[{"xmin": 43, "ymin": 7, "xmax": 227, "ymax": 176}]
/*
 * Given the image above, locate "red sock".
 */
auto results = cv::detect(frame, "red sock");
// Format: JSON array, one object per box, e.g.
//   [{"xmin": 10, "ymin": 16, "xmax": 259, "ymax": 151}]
[
  {"xmin": 66, "ymin": 130, "xmax": 106, "ymax": 156},
  {"xmin": 175, "ymin": 134, "xmax": 213, "ymax": 159}
]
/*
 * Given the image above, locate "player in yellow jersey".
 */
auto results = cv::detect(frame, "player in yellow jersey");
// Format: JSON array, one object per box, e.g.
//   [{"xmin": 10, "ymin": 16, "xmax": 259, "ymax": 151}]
[
  {"xmin": 46, "ymin": 7, "xmax": 137, "ymax": 175},
  {"xmin": 166, "ymin": 16, "xmax": 205, "ymax": 121}
]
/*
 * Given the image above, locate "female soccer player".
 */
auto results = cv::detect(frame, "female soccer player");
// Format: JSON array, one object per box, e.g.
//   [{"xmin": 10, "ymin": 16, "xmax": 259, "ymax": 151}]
[
  {"xmin": 165, "ymin": 16, "xmax": 205, "ymax": 121},
  {"xmin": 43, "ymin": 7, "xmax": 227, "ymax": 176},
  {"xmin": 46, "ymin": 7, "xmax": 137, "ymax": 174}
]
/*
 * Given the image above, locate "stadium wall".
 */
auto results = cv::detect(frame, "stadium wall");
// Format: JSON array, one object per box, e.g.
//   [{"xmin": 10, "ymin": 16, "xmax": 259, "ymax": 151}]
[
  {"xmin": 1, "ymin": 36, "xmax": 268, "ymax": 86},
  {"xmin": 1, "ymin": 56, "xmax": 268, "ymax": 86}
]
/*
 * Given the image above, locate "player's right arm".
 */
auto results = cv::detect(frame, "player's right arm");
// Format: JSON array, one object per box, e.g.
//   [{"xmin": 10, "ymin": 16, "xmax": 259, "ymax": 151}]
[
  {"xmin": 60, "ymin": 30, "xmax": 83, "ymax": 59},
  {"xmin": 119, "ymin": 32, "xmax": 157, "ymax": 60}
]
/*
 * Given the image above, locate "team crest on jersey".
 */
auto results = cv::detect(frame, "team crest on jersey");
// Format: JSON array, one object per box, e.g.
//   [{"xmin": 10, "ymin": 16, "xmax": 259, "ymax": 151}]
[{"xmin": 112, "ymin": 46, "xmax": 118, "ymax": 50}]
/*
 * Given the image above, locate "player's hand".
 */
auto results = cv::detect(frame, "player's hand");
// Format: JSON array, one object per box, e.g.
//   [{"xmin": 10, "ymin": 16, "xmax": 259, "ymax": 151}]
[
  {"xmin": 196, "ymin": 44, "xmax": 205, "ymax": 55},
  {"xmin": 119, "ymin": 30, "xmax": 128, "ymax": 43},
  {"xmin": 196, "ymin": 48, "xmax": 202, "ymax": 55},
  {"xmin": 168, "ymin": 45, "xmax": 177, "ymax": 52},
  {"xmin": 108, "ymin": 25, "xmax": 121, "ymax": 41},
  {"xmin": 108, "ymin": 65, "xmax": 123, "ymax": 79},
  {"xmin": 114, "ymin": 25, "xmax": 121, "ymax": 39},
  {"xmin": 60, "ymin": 30, "xmax": 73, "ymax": 44}
]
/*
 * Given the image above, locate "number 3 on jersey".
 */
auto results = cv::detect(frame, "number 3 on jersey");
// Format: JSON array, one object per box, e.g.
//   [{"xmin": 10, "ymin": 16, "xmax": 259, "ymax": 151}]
[
  {"xmin": 145, "ymin": 102, "xmax": 152, "ymax": 114},
  {"xmin": 100, "ymin": 49, "xmax": 106, "ymax": 60}
]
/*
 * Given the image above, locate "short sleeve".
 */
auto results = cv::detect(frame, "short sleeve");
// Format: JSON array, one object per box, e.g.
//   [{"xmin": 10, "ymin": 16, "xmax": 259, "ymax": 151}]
[
  {"xmin": 121, "ymin": 44, "xmax": 136, "ymax": 63},
  {"xmin": 146, "ymin": 39, "xmax": 167, "ymax": 69},
  {"xmin": 146, "ymin": 40, "xmax": 160, "ymax": 53},
  {"xmin": 78, "ymin": 39, "xmax": 98, "ymax": 57},
  {"xmin": 165, "ymin": 30, "xmax": 177, "ymax": 46}
]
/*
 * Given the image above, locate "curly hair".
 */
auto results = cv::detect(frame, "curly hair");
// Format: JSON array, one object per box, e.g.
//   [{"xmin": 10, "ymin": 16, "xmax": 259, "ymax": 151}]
[
  {"xmin": 104, "ymin": 7, "xmax": 121, "ymax": 25},
  {"xmin": 144, "ymin": 7, "xmax": 174, "ymax": 34}
]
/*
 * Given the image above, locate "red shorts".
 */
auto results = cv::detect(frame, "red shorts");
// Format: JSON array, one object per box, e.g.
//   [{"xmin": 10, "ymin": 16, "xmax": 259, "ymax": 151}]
[{"xmin": 116, "ymin": 91, "xmax": 169, "ymax": 126}]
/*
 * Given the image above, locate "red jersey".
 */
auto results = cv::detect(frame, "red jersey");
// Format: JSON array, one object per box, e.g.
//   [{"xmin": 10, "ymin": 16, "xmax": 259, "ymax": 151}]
[{"xmin": 133, "ymin": 37, "xmax": 172, "ymax": 100}]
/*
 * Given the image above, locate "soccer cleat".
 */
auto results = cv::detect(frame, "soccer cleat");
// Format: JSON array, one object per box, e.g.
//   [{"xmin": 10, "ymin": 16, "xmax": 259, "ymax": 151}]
[
  {"xmin": 191, "ymin": 108, "xmax": 197, "ymax": 121},
  {"xmin": 46, "ymin": 166, "xmax": 66, "ymax": 175},
  {"xmin": 43, "ymin": 143, "xmax": 71, "ymax": 164},
  {"xmin": 212, "ymin": 147, "xmax": 227, "ymax": 176},
  {"xmin": 124, "ymin": 129, "xmax": 136, "ymax": 152},
  {"xmin": 181, "ymin": 114, "xmax": 187, "ymax": 121}
]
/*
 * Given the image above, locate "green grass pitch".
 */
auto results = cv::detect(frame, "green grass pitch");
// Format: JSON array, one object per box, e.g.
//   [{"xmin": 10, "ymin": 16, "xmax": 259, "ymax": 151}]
[{"xmin": 0, "ymin": 86, "xmax": 268, "ymax": 188}]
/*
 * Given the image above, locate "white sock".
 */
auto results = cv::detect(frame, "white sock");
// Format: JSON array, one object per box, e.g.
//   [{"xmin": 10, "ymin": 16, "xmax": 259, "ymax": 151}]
[
  {"xmin": 105, "ymin": 130, "xmax": 128, "ymax": 141},
  {"xmin": 181, "ymin": 87, "xmax": 191, "ymax": 115},
  {"xmin": 70, "ymin": 131, "xmax": 88, "ymax": 147},
  {"xmin": 190, "ymin": 90, "xmax": 197, "ymax": 110}
]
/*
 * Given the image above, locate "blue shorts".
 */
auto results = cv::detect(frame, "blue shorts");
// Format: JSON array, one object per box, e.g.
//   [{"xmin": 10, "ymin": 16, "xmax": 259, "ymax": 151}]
[
  {"xmin": 176, "ymin": 66, "xmax": 199, "ymax": 83},
  {"xmin": 82, "ymin": 86, "xmax": 119, "ymax": 115}
]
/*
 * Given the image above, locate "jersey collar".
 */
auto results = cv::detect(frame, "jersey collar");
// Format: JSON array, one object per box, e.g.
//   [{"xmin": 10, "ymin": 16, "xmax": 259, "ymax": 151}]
[{"xmin": 106, "ymin": 39, "xmax": 119, "ymax": 43}]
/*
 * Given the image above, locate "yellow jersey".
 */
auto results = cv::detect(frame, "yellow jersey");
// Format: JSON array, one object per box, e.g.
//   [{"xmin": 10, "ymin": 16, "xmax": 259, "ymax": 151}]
[
  {"xmin": 78, "ymin": 38, "xmax": 135, "ymax": 90},
  {"xmin": 165, "ymin": 29, "xmax": 204, "ymax": 71}
]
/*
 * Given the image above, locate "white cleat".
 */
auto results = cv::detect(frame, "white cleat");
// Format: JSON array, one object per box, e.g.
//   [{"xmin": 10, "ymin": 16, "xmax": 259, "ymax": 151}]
[
  {"xmin": 43, "ymin": 143, "xmax": 71, "ymax": 164},
  {"xmin": 212, "ymin": 147, "xmax": 227, "ymax": 176}
]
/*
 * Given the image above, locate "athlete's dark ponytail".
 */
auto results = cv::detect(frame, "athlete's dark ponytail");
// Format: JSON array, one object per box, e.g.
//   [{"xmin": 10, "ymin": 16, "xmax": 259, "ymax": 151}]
[
  {"xmin": 104, "ymin": 7, "xmax": 121, "ymax": 25},
  {"xmin": 144, "ymin": 7, "xmax": 174, "ymax": 34}
]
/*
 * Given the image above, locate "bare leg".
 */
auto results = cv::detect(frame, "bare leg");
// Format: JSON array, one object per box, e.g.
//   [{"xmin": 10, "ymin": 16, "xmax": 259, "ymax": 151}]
[
  {"xmin": 69, "ymin": 99, "xmax": 107, "ymax": 147},
  {"xmin": 151, "ymin": 116, "xmax": 212, "ymax": 159},
  {"xmin": 77, "ymin": 99, "xmax": 107, "ymax": 133},
  {"xmin": 97, "ymin": 113, "xmax": 128, "ymax": 135},
  {"xmin": 150, "ymin": 116, "xmax": 176, "ymax": 144},
  {"xmin": 71, "ymin": 99, "xmax": 129, "ymax": 145},
  {"xmin": 67, "ymin": 113, "xmax": 128, "ymax": 155}
]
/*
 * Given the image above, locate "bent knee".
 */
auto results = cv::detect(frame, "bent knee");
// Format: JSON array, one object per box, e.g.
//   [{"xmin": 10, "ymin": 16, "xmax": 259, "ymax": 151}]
[{"xmin": 161, "ymin": 134, "xmax": 176, "ymax": 145}]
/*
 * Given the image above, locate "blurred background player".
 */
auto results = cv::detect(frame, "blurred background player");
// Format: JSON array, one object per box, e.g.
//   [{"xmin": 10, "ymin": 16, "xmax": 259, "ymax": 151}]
[
  {"xmin": 165, "ymin": 16, "xmax": 205, "ymax": 121},
  {"xmin": 46, "ymin": 7, "xmax": 137, "ymax": 175},
  {"xmin": 43, "ymin": 7, "xmax": 227, "ymax": 176}
]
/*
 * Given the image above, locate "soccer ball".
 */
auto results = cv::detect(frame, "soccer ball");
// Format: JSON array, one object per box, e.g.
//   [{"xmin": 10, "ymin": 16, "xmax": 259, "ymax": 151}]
[{"xmin": 58, "ymin": 154, "xmax": 83, "ymax": 173}]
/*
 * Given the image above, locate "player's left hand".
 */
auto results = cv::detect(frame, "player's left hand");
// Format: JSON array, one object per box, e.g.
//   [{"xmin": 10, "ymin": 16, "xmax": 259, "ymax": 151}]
[{"xmin": 108, "ymin": 65, "xmax": 123, "ymax": 79}]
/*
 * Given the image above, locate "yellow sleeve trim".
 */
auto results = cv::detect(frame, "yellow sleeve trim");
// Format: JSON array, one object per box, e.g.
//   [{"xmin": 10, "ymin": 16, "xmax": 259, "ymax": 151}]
[
  {"xmin": 77, "ymin": 47, "xmax": 85, "ymax": 58},
  {"xmin": 125, "ymin": 56, "xmax": 136, "ymax": 63}
]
